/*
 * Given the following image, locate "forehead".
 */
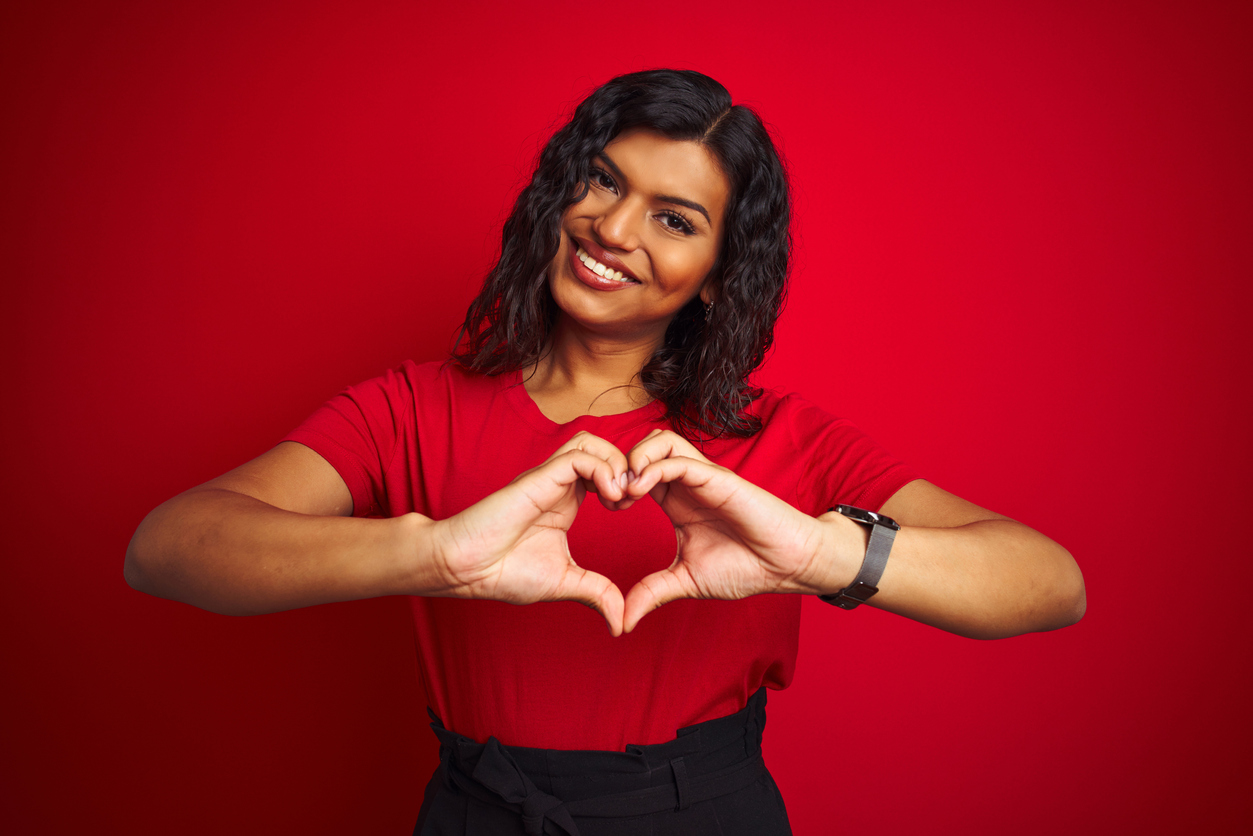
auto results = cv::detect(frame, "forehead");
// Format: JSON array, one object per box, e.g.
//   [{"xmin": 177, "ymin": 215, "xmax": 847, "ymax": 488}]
[{"xmin": 601, "ymin": 129, "xmax": 730, "ymax": 228}]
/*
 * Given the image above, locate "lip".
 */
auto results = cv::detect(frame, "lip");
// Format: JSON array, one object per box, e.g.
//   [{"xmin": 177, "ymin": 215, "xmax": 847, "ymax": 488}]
[
  {"xmin": 576, "ymin": 237, "xmax": 639, "ymax": 282},
  {"xmin": 567, "ymin": 236, "xmax": 640, "ymax": 292}
]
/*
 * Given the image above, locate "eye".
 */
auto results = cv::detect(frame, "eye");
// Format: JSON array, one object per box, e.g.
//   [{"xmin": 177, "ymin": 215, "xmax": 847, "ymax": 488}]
[
  {"xmin": 658, "ymin": 210, "xmax": 697, "ymax": 235},
  {"xmin": 589, "ymin": 167, "xmax": 618, "ymax": 194}
]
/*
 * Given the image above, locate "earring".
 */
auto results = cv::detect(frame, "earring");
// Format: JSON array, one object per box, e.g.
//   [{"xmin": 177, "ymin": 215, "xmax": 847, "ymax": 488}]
[{"xmin": 704, "ymin": 299, "xmax": 714, "ymax": 318}]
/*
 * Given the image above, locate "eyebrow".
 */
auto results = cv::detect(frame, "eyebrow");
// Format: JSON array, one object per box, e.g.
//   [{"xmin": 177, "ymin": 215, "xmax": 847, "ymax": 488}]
[{"xmin": 597, "ymin": 152, "xmax": 713, "ymax": 227}]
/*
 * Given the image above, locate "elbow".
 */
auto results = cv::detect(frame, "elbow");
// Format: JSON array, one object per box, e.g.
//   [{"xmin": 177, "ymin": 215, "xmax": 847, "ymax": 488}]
[
  {"xmin": 123, "ymin": 551, "xmax": 144, "ymax": 593},
  {"xmin": 1035, "ymin": 544, "xmax": 1086, "ymax": 633},
  {"xmin": 124, "ymin": 523, "xmax": 156, "ymax": 595},
  {"xmin": 1059, "ymin": 554, "xmax": 1087, "ymax": 627},
  {"xmin": 122, "ymin": 509, "xmax": 187, "ymax": 604},
  {"xmin": 969, "ymin": 545, "xmax": 1086, "ymax": 640},
  {"xmin": 124, "ymin": 531, "xmax": 249, "ymax": 616},
  {"xmin": 122, "ymin": 500, "xmax": 260, "ymax": 616}
]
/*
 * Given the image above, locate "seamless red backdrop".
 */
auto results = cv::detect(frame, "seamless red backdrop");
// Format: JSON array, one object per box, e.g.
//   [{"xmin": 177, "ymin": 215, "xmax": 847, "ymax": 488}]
[{"xmin": 3, "ymin": 1, "xmax": 1250, "ymax": 833}]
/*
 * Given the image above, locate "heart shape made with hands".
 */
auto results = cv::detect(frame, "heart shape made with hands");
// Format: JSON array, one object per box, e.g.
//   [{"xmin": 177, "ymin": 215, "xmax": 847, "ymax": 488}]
[{"xmin": 442, "ymin": 428, "xmax": 829, "ymax": 637}]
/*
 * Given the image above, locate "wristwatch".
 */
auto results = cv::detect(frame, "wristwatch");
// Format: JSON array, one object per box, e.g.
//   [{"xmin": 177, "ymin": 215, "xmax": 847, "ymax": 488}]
[{"xmin": 818, "ymin": 505, "xmax": 900, "ymax": 610}]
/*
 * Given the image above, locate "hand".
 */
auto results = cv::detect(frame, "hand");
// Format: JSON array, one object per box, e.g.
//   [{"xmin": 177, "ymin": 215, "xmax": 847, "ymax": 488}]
[
  {"xmin": 428, "ymin": 432, "xmax": 630, "ymax": 635},
  {"xmin": 619, "ymin": 430, "xmax": 836, "ymax": 633}
]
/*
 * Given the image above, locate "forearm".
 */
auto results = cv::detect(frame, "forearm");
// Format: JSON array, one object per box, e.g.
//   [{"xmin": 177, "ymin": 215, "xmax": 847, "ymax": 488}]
[
  {"xmin": 124, "ymin": 488, "xmax": 437, "ymax": 616},
  {"xmin": 815, "ymin": 514, "xmax": 1086, "ymax": 639}
]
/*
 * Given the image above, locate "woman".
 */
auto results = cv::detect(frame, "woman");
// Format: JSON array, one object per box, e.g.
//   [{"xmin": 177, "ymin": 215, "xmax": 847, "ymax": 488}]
[{"xmin": 125, "ymin": 69, "xmax": 1085, "ymax": 834}]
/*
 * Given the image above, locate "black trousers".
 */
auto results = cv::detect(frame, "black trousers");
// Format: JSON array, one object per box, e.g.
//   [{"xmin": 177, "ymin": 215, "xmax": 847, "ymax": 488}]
[{"xmin": 413, "ymin": 688, "xmax": 792, "ymax": 835}]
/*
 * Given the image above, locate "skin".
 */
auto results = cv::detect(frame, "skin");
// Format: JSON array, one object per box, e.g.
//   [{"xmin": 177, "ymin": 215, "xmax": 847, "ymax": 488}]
[
  {"xmin": 525, "ymin": 128, "xmax": 729, "ymax": 423},
  {"xmin": 125, "ymin": 130, "xmax": 1086, "ymax": 640}
]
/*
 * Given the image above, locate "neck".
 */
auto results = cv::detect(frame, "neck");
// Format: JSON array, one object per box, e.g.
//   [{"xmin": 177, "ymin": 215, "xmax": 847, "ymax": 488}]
[{"xmin": 524, "ymin": 316, "xmax": 662, "ymax": 419}]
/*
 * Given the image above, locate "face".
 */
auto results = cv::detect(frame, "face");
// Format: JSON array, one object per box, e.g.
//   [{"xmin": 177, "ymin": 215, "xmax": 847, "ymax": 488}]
[{"xmin": 547, "ymin": 129, "xmax": 731, "ymax": 343}]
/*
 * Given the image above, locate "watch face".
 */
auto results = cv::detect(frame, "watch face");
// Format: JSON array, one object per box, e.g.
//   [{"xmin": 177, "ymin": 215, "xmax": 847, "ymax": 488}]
[{"xmin": 835, "ymin": 504, "xmax": 901, "ymax": 530}]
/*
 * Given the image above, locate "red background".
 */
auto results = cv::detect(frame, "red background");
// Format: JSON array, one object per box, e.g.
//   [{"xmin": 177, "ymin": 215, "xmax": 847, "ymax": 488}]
[{"xmin": 3, "ymin": 1, "xmax": 1250, "ymax": 833}]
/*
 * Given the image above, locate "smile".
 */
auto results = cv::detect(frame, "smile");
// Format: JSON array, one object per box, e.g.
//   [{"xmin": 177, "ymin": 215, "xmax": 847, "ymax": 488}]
[{"xmin": 576, "ymin": 246, "xmax": 633, "ymax": 283}]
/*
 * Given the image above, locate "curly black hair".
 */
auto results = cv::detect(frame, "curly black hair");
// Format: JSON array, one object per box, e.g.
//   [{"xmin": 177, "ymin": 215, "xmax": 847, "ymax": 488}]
[{"xmin": 452, "ymin": 69, "xmax": 791, "ymax": 439}]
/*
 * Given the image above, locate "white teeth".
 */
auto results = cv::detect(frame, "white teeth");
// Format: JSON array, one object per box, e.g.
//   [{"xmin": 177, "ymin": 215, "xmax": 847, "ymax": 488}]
[{"xmin": 576, "ymin": 246, "xmax": 631, "ymax": 283}]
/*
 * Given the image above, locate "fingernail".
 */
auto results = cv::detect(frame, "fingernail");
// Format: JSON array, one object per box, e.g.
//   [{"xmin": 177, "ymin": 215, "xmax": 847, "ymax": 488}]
[
  {"xmin": 618, "ymin": 472, "xmax": 628, "ymax": 489},
  {"xmin": 627, "ymin": 470, "xmax": 637, "ymax": 483}
]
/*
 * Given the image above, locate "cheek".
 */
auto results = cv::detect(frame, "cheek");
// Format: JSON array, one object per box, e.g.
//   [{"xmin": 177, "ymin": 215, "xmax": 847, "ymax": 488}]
[
  {"xmin": 654, "ymin": 263, "xmax": 704, "ymax": 301},
  {"xmin": 563, "ymin": 192, "xmax": 599, "ymax": 222},
  {"xmin": 550, "ymin": 222, "xmax": 578, "ymax": 269},
  {"xmin": 544, "ymin": 243, "xmax": 560, "ymax": 279},
  {"xmin": 667, "ymin": 247, "xmax": 719, "ymax": 291}
]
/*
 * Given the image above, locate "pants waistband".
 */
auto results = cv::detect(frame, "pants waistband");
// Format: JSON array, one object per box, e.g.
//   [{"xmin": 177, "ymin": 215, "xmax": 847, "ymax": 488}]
[{"xmin": 426, "ymin": 689, "xmax": 769, "ymax": 836}]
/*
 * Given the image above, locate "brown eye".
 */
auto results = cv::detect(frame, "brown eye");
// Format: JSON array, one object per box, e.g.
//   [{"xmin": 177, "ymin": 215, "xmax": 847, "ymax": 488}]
[
  {"xmin": 659, "ymin": 211, "xmax": 696, "ymax": 235},
  {"xmin": 589, "ymin": 168, "xmax": 618, "ymax": 193}
]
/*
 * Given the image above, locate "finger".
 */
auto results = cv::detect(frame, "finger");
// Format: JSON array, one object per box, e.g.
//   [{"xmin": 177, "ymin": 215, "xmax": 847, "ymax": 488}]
[
  {"xmin": 595, "ymin": 482, "xmax": 628, "ymax": 511},
  {"xmin": 554, "ymin": 565, "xmax": 625, "ymax": 637},
  {"xmin": 602, "ymin": 495, "xmax": 641, "ymax": 512},
  {"xmin": 575, "ymin": 453, "xmax": 628, "ymax": 503},
  {"xmin": 625, "ymin": 455, "xmax": 719, "ymax": 501},
  {"xmin": 552, "ymin": 431, "xmax": 629, "ymax": 477},
  {"xmin": 552, "ymin": 433, "xmax": 629, "ymax": 502},
  {"xmin": 507, "ymin": 451, "xmax": 615, "ymax": 515},
  {"xmin": 540, "ymin": 449, "xmax": 626, "ymax": 503},
  {"xmin": 586, "ymin": 461, "xmax": 632, "ymax": 510},
  {"xmin": 626, "ymin": 430, "xmax": 708, "ymax": 479},
  {"xmin": 622, "ymin": 567, "xmax": 693, "ymax": 633}
]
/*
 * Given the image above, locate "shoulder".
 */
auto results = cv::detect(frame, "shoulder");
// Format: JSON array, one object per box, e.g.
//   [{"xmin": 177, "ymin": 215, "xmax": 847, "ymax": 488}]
[
  {"xmin": 348, "ymin": 359, "xmax": 497, "ymax": 399},
  {"xmin": 366, "ymin": 359, "xmax": 517, "ymax": 427},
  {"xmin": 701, "ymin": 389, "xmax": 844, "ymax": 461},
  {"xmin": 748, "ymin": 389, "xmax": 851, "ymax": 444},
  {"xmin": 745, "ymin": 387, "xmax": 908, "ymax": 474},
  {"xmin": 745, "ymin": 388, "xmax": 921, "ymax": 513}
]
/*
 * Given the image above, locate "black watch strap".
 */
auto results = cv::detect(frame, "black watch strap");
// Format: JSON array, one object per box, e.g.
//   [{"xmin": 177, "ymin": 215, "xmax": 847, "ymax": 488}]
[{"xmin": 818, "ymin": 505, "xmax": 899, "ymax": 610}]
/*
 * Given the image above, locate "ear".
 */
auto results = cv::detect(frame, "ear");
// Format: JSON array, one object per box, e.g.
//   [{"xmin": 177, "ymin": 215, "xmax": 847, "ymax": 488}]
[{"xmin": 699, "ymin": 280, "xmax": 719, "ymax": 307}]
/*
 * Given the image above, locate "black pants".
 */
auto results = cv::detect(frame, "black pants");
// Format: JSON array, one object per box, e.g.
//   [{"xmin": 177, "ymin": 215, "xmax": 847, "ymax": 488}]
[{"xmin": 413, "ymin": 688, "xmax": 792, "ymax": 835}]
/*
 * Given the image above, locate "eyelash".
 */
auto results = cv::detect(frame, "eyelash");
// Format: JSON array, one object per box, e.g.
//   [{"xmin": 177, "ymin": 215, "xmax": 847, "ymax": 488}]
[
  {"xmin": 658, "ymin": 210, "xmax": 697, "ymax": 235},
  {"xmin": 588, "ymin": 167, "xmax": 698, "ymax": 236}
]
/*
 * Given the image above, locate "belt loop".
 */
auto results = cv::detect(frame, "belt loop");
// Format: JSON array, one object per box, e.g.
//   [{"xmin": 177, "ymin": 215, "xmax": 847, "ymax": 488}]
[{"xmin": 669, "ymin": 756, "xmax": 690, "ymax": 811}]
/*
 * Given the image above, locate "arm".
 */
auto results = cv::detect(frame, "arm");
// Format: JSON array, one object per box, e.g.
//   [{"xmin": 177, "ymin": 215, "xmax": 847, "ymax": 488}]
[
  {"xmin": 618, "ymin": 431, "xmax": 1085, "ymax": 639},
  {"xmin": 124, "ymin": 441, "xmax": 428, "ymax": 616},
  {"xmin": 816, "ymin": 479, "xmax": 1086, "ymax": 639},
  {"xmin": 125, "ymin": 435, "xmax": 631, "ymax": 632}
]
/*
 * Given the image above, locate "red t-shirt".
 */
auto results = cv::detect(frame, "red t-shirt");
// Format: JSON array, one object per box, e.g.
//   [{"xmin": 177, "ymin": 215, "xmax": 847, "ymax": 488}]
[{"xmin": 284, "ymin": 360, "xmax": 918, "ymax": 750}]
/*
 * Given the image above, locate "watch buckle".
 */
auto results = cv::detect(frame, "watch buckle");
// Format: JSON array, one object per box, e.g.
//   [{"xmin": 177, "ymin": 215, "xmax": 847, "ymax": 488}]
[{"xmin": 831, "ymin": 581, "xmax": 879, "ymax": 610}]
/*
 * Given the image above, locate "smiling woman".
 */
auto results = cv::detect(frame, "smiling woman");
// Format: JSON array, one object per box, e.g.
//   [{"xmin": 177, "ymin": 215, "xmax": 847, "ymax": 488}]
[
  {"xmin": 454, "ymin": 70, "xmax": 791, "ymax": 440},
  {"xmin": 552, "ymin": 130, "xmax": 726, "ymax": 322},
  {"xmin": 123, "ymin": 69, "xmax": 1085, "ymax": 835},
  {"xmin": 537, "ymin": 129, "xmax": 730, "ymax": 422}
]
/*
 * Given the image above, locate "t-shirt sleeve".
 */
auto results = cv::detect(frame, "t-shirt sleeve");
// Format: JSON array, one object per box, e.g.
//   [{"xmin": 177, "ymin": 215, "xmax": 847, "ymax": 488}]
[
  {"xmin": 281, "ymin": 366, "xmax": 415, "ymax": 518},
  {"xmin": 783, "ymin": 395, "xmax": 921, "ymax": 515}
]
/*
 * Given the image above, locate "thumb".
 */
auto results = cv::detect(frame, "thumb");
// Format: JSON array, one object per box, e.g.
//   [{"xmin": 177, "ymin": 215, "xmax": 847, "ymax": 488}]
[
  {"xmin": 622, "ymin": 568, "xmax": 690, "ymax": 633},
  {"xmin": 556, "ymin": 566, "xmax": 625, "ymax": 637}
]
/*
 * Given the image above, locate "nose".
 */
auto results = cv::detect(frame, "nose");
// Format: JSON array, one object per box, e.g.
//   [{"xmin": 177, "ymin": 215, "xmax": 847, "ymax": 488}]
[{"xmin": 592, "ymin": 196, "xmax": 642, "ymax": 252}]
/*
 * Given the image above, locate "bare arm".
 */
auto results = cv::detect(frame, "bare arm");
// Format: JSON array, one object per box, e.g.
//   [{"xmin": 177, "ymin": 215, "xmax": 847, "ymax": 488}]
[
  {"xmin": 124, "ymin": 435, "xmax": 631, "ymax": 631},
  {"xmin": 123, "ymin": 442, "xmax": 433, "ymax": 616},
  {"xmin": 834, "ymin": 479, "xmax": 1086, "ymax": 639},
  {"xmin": 618, "ymin": 431, "xmax": 1085, "ymax": 639}
]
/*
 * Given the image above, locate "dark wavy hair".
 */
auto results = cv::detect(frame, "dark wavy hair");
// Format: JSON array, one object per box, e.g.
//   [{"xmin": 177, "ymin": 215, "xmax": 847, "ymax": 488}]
[{"xmin": 452, "ymin": 69, "xmax": 790, "ymax": 439}]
